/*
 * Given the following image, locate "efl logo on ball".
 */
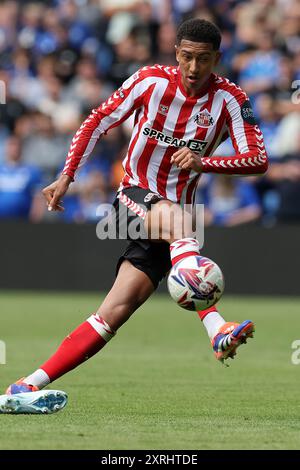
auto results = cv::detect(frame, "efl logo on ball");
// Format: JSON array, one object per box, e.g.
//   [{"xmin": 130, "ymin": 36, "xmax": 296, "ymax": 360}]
[{"xmin": 167, "ymin": 256, "xmax": 224, "ymax": 311}]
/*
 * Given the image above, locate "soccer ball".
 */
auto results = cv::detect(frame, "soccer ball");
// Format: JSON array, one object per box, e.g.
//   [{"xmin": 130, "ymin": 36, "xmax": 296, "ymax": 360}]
[{"xmin": 167, "ymin": 256, "xmax": 224, "ymax": 311}]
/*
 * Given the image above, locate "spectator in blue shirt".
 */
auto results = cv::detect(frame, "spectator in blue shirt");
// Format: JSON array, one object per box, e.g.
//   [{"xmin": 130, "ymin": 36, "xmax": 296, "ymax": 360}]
[
  {"xmin": 0, "ymin": 136, "xmax": 42, "ymax": 219},
  {"xmin": 203, "ymin": 175, "xmax": 262, "ymax": 227},
  {"xmin": 238, "ymin": 31, "xmax": 282, "ymax": 113}
]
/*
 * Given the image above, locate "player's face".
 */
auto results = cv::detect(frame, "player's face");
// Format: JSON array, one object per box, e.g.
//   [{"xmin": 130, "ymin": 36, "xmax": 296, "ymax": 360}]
[{"xmin": 175, "ymin": 40, "xmax": 220, "ymax": 95}]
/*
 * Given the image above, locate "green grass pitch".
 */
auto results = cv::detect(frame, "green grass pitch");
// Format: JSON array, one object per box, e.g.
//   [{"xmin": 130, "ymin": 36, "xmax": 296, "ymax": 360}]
[{"xmin": 1, "ymin": 291, "xmax": 300, "ymax": 450}]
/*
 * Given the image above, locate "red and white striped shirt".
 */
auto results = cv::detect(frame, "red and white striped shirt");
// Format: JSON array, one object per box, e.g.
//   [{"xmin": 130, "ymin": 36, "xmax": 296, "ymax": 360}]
[{"xmin": 62, "ymin": 65, "xmax": 268, "ymax": 205}]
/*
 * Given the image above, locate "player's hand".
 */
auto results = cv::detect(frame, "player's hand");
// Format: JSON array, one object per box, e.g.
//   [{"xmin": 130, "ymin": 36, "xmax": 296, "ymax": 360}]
[
  {"xmin": 171, "ymin": 148, "xmax": 203, "ymax": 172},
  {"xmin": 42, "ymin": 174, "xmax": 72, "ymax": 212}
]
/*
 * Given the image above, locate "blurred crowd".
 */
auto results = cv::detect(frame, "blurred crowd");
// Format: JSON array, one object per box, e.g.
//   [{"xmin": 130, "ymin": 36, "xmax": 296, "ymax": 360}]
[{"xmin": 0, "ymin": 0, "xmax": 299, "ymax": 225}]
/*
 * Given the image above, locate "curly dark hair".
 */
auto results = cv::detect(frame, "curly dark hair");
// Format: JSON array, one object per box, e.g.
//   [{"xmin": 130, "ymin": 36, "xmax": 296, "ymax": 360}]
[{"xmin": 176, "ymin": 18, "xmax": 221, "ymax": 50}]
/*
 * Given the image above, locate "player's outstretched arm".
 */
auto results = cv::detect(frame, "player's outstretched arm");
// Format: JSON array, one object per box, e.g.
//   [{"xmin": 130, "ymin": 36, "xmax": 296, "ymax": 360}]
[
  {"xmin": 200, "ymin": 135, "xmax": 268, "ymax": 176},
  {"xmin": 42, "ymin": 174, "xmax": 72, "ymax": 212},
  {"xmin": 61, "ymin": 68, "xmax": 152, "ymax": 182},
  {"xmin": 201, "ymin": 88, "xmax": 268, "ymax": 176}
]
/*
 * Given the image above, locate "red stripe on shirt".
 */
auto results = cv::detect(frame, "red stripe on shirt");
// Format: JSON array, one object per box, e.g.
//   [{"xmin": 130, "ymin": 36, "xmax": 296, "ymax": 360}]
[
  {"xmin": 136, "ymin": 84, "xmax": 178, "ymax": 188},
  {"xmin": 204, "ymin": 100, "xmax": 227, "ymax": 156},
  {"xmin": 185, "ymin": 174, "xmax": 200, "ymax": 204},
  {"xmin": 157, "ymin": 98, "xmax": 199, "ymax": 198},
  {"xmin": 175, "ymin": 90, "xmax": 215, "ymax": 202}
]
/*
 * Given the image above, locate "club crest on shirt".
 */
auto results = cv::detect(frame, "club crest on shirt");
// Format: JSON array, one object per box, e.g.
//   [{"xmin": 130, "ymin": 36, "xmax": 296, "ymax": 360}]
[
  {"xmin": 158, "ymin": 104, "xmax": 169, "ymax": 116},
  {"xmin": 194, "ymin": 109, "xmax": 214, "ymax": 127}
]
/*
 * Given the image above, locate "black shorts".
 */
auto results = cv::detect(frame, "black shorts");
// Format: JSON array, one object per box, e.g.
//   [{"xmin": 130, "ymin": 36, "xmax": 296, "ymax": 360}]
[{"xmin": 113, "ymin": 187, "xmax": 172, "ymax": 289}]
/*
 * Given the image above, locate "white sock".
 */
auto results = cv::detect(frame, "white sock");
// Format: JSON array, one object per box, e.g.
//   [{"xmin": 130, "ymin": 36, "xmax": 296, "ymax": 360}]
[
  {"xmin": 24, "ymin": 369, "xmax": 50, "ymax": 389},
  {"xmin": 202, "ymin": 312, "xmax": 226, "ymax": 340},
  {"xmin": 169, "ymin": 238, "xmax": 200, "ymax": 265}
]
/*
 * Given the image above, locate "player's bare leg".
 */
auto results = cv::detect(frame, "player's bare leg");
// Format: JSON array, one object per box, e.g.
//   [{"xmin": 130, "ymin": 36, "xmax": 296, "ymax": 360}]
[
  {"xmin": 146, "ymin": 199, "xmax": 255, "ymax": 364},
  {"xmin": 97, "ymin": 260, "xmax": 155, "ymax": 330},
  {"xmin": 145, "ymin": 199, "xmax": 194, "ymax": 244}
]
